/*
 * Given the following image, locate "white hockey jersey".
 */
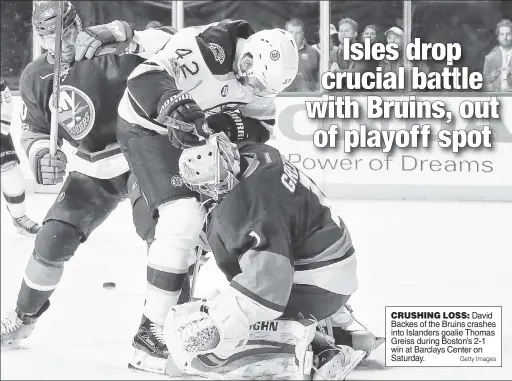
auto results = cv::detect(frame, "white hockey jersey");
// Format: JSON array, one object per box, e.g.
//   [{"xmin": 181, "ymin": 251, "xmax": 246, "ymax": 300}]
[
  {"xmin": 118, "ymin": 20, "xmax": 276, "ymax": 135},
  {"xmin": 1, "ymin": 80, "xmax": 13, "ymax": 135}
]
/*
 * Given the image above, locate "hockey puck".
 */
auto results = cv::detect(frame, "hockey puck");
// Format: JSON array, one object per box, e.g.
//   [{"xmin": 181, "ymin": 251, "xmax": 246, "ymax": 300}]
[{"xmin": 103, "ymin": 282, "xmax": 116, "ymax": 289}]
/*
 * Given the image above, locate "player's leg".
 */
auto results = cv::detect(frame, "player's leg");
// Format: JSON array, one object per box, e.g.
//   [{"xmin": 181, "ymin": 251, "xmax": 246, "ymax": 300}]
[
  {"xmin": 127, "ymin": 173, "xmax": 156, "ymax": 250},
  {"xmin": 118, "ymin": 119, "xmax": 204, "ymax": 373},
  {"xmin": 282, "ymin": 284, "xmax": 367, "ymax": 380},
  {"xmin": 1, "ymin": 171, "xmax": 129, "ymax": 346},
  {"xmin": 0, "ymin": 133, "xmax": 40, "ymax": 236}
]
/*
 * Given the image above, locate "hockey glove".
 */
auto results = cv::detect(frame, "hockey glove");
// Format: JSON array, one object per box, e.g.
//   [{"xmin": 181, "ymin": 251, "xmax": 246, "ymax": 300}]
[
  {"xmin": 75, "ymin": 20, "xmax": 133, "ymax": 60},
  {"xmin": 31, "ymin": 148, "xmax": 67, "ymax": 185},
  {"xmin": 156, "ymin": 92, "xmax": 211, "ymax": 150},
  {"xmin": 206, "ymin": 110, "xmax": 271, "ymax": 143}
]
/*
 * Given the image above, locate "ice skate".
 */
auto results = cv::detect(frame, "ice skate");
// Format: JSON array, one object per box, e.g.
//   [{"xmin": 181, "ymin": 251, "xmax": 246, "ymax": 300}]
[
  {"xmin": 328, "ymin": 304, "xmax": 385, "ymax": 358},
  {"xmin": 1, "ymin": 301, "xmax": 49, "ymax": 347},
  {"xmin": 313, "ymin": 345, "xmax": 366, "ymax": 380},
  {"xmin": 332, "ymin": 327, "xmax": 385, "ymax": 353},
  {"xmin": 12, "ymin": 215, "xmax": 41, "ymax": 237},
  {"xmin": 128, "ymin": 315, "xmax": 169, "ymax": 375}
]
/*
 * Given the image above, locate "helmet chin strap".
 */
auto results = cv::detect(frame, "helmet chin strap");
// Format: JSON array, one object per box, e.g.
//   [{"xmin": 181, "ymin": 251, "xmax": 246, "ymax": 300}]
[{"xmin": 233, "ymin": 38, "xmax": 247, "ymax": 75}]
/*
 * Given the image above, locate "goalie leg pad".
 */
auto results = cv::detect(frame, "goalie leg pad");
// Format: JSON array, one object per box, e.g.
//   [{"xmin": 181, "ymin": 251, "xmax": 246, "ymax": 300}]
[
  {"xmin": 165, "ymin": 317, "xmax": 318, "ymax": 379},
  {"xmin": 313, "ymin": 345, "xmax": 366, "ymax": 380}
]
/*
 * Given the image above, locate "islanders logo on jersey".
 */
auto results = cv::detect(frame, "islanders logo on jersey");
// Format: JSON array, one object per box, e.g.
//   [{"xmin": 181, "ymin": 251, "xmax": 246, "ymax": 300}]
[{"xmin": 49, "ymin": 85, "xmax": 96, "ymax": 141}]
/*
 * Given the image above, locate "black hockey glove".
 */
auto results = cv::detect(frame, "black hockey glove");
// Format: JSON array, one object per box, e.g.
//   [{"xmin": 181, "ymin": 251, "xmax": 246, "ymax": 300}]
[
  {"xmin": 31, "ymin": 148, "xmax": 67, "ymax": 185},
  {"xmin": 206, "ymin": 109, "xmax": 270, "ymax": 143},
  {"xmin": 156, "ymin": 92, "xmax": 211, "ymax": 150}
]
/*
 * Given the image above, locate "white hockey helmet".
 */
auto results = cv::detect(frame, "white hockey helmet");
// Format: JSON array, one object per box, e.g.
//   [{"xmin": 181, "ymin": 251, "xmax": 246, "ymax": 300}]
[
  {"xmin": 178, "ymin": 133, "xmax": 241, "ymax": 200},
  {"xmin": 237, "ymin": 28, "xmax": 299, "ymax": 96}
]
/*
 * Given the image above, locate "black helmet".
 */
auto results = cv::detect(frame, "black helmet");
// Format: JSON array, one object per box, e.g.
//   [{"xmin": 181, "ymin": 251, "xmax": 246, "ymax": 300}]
[{"xmin": 32, "ymin": 1, "xmax": 78, "ymax": 36}]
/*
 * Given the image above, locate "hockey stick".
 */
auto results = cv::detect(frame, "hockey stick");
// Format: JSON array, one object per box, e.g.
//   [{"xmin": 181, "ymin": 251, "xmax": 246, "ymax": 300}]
[
  {"xmin": 189, "ymin": 245, "xmax": 205, "ymax": 300},
  {"xmin": 49, "ymin": 0, "xmax": 65, "ymax": 155}
]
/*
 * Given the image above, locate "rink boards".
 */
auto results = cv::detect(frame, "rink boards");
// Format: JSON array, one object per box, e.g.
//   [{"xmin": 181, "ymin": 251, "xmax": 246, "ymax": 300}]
[{"xmin": 6, "ymin": 94, "xmax": 512, "ymax": 201}]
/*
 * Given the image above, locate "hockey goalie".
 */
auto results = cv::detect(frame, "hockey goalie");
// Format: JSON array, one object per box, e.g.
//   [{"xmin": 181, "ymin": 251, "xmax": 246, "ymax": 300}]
[{"xmin": 157, "ymin": 132, "xmax": 384, "ymax": 380}]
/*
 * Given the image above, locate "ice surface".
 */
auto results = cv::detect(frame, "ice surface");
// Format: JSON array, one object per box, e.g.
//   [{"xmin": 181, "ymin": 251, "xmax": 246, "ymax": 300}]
[{"xmin": 2, "ymin": 194, "xmax": 511, "ymax": 380}]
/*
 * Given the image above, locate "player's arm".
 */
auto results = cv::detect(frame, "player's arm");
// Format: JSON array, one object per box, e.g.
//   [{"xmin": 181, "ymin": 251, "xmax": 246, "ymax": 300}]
[
  {"xmin": 212, "ymin": 210, "xmax": 294, "ymax": 326},
  {"xmin": 1, "ymin": 79, "xmax": 13, "ymax": 135},
  {"xmin": 127, "ymin": 27, "xmax": 177, "ymax": 58},
  {"xmin": 75, "ymin": 21, "xmax": 176, "ymax": 61},
  {"xmin": 122, "ymin": 18, "xmax": 253, "ymax": 63},
  {"xmin": 205, "ymin": 94, "xmax": 276, "ymax": 144},
  {"xmin": 118, "ymin": 62, "xmax": 209, "ymax": 148},
  {"xmin": 19, "ymin": 73, "xmax": 66, "ymax": 185},
  {"xmin": 204, "ymin": 110, "xmax": 272, "ymax": 143},
  {"xmin": 119, "ymin": 46, "xmax": 213, "ymax": 148},
  {"xmin": 211, "ymin": 96, "xmax": 276, "ymax": 143}
]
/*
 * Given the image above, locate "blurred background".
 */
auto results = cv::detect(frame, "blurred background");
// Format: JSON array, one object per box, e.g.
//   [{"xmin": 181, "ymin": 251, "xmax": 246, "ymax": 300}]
[{"xmin": 1, "ymin": 0, "xmax": 511, "ymax": 92}]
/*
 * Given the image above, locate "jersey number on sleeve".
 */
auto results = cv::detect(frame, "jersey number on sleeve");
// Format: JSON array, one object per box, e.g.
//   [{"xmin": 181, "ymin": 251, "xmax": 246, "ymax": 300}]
[
  {"xmin": 20, "ymin": 101, "xmax": 28, "ymax": 122},
  {"xmin": 174, "ymin": 49, "xmax": 199, "ymax": 79}
]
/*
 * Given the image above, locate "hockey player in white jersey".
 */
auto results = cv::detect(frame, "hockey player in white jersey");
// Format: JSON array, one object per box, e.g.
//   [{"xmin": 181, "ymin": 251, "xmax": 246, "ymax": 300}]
[
  {"xmin": 0, "ymin": 78, "xmax": 41, "ymax": 236},
  {"xmin": 75, "ymin": 19, "xmax": 299, "ymax": 374}
]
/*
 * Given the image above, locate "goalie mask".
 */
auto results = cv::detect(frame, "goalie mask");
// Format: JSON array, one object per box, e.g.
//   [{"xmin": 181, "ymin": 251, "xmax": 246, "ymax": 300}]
[
  {"xmin": 33, "ymin": 1, "xmax": 82, "ymax": 63},
  {"xmin": 237, "ymin": 29, "xmax": 299, "ymax": 96},
  {"xmin": 178, "ymin": 133, "xmax": 241, "ymax": 200}
]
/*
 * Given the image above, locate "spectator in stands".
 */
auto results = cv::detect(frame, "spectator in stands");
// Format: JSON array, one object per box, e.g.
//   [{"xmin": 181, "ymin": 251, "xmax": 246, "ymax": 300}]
[
  {"xmin": 361, "ymin": 24, "xmax": 380, "ymax": 73},
  {"xmin": 285, "ymin": 18, "xmax": 320, "ymax": 92},
  {"xmin": 483, "ymin": 19, "xmax": 512, "ymax": 92},
  {"xmin": 312, "ymin": 24, "xmax": 339, "ymax": 55},
  {"xmin": 329, "ymin": 18, "xmax": 367, "ymax": 77},
  {"xmin": 379, "ymin": 26, "xmax": 404, "ymax": 74},
  {"xmin": 145, "ymin": 20, "xmax": 162, "ymax": 30},
  {"xmin": 361, "ymin": 24, "xmax": 379, "ymax": 45}
]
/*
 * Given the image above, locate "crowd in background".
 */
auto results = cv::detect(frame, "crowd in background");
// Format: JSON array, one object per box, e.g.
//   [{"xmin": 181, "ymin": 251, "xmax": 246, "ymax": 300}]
[
  {"xmin": 1, "ymin": 0, "xmax": 511, "ymax": 93},
  {"xmin": 287, "ymin": 17, "xmax": 511, "ymax": 93}
]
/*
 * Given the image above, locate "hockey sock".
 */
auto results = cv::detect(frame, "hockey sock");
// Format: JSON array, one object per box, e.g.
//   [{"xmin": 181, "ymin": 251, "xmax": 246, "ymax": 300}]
[
  {"xmin": 1, "ymin": 163, "xmax": 26, "ymax": 218},
  {"xmin": 17, "ymin": 221, "xmax": 82, "ymax": 315}
]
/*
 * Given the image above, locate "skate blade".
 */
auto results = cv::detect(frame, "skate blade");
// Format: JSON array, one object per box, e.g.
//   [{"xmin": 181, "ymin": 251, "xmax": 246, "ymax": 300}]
[
  {"xmin": 1, "ymin": 341, "xmax": 28, "ymax": 350},
  {"xmin": 1, "ymin": 328, "xmax": 35, "ymax": 348},
  {"xmin": 128, "ymin": 348, "xmax": 167, "ymax": 375},
  {"xmin": 15, "ymin": 228, "xmax": 37, "ymax": 238},
  {"xmin": 361, "ymin": 336, "xmax": 385, "ymax": 361}
]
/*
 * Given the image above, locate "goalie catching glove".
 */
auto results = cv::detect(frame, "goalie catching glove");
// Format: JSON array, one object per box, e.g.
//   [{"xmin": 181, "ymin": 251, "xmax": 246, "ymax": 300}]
[
  {"xmin": 163, "ymin": 294, "xmax": 250, "ymax": 375},
  {"xmin": 156, "ymin": 92, "xmax": 212, "ymax": 150},
  {"xmin": 75, "ymin": 20, "xmax": 133, "ymax": 60}
]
